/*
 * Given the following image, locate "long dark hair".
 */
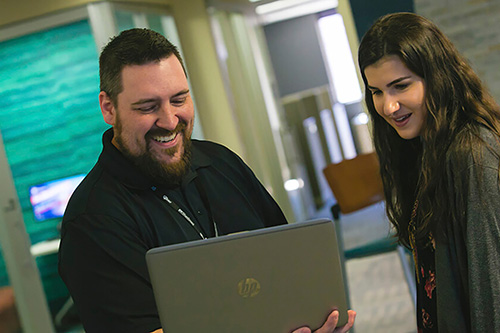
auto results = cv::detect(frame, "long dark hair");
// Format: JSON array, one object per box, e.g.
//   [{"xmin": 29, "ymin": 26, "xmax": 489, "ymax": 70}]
[{"xmin": 358, "ymin": 12, "xmax": 500, "ymax": 247}]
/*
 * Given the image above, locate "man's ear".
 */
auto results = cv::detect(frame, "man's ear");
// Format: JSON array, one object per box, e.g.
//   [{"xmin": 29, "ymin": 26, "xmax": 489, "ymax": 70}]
[{"xmin": 99, "ymin": 91, "xmax": 116, "ymax": 125}]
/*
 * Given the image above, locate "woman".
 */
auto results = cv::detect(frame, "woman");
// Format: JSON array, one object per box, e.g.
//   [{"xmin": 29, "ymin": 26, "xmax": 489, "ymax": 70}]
[{"xmin": 358, "ymin": 12, "xmax": 500, "ymax": 332}]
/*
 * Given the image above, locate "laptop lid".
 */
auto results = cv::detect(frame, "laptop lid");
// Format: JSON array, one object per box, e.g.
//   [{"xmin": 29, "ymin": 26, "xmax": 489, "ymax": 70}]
[{"xmin": 146, "ymin": 218, "xmax": 348, "ymax": 332}]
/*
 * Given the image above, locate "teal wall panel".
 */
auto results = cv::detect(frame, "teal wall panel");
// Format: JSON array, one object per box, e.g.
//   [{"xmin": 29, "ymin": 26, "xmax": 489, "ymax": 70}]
[{"xmin": 0, "ymin": 19, "xmax": 109, "ymax": 312}]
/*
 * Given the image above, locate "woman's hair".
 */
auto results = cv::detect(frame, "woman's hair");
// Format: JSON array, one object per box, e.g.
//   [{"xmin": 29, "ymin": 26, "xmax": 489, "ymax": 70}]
[{"xmin": 358, "ymin": 12, "xmax": 500, "ymax": 247}]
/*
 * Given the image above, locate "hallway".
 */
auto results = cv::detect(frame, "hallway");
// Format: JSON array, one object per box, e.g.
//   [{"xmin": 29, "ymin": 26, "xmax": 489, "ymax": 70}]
[{"xmin": 313, "ymin": 201, "xmax": 416, "ymax": 332}]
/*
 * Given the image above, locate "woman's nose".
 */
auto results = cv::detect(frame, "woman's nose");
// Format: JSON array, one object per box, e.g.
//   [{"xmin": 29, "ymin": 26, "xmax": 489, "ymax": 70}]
[{"xmin": 383, "ymin": 96, "xmax": 400, "ymax": 115}]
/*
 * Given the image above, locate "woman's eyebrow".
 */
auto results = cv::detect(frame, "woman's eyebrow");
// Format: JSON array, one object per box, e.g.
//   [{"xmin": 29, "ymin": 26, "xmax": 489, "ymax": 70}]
[{"xmin": 368, "ymin": 76, "xmax": 412, "ymax": 90}]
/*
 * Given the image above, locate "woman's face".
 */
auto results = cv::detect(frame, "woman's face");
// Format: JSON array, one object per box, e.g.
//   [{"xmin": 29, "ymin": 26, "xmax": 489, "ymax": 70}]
[{"xmin": 364, "ymin": 55, "xmax": 427, "ymax": 140}]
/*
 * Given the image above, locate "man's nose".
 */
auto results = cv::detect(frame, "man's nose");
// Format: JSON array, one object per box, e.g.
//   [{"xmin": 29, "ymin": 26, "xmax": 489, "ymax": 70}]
[{"xmin": 155, "ymin": 104, "xmax": 179, "ymax": 130}]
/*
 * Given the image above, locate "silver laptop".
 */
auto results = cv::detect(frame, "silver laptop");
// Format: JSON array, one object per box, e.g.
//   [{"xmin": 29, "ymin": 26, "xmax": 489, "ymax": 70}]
[{"xmin": 146, "ymin": 218, "xmax": 348, "ymax": 333}]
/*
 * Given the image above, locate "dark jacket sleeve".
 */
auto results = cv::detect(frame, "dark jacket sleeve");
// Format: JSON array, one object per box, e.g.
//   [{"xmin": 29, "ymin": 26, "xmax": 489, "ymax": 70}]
[
  {"xmin": 437, "ymin": 132, "xmax": 500, "ymax": 332},
  {"xmin": 464, "ymin": 149, "xmax": 500, "ymax": 332},
  {"xmin": 59, "ymin": 214, "xmax": 161, "ymax": 333}
]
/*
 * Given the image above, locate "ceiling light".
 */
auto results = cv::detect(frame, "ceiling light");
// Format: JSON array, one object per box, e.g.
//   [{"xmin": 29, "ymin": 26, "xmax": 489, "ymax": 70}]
[{"xmin": 256, "ymin": 0, "xmax": 338, "ymax": 24}]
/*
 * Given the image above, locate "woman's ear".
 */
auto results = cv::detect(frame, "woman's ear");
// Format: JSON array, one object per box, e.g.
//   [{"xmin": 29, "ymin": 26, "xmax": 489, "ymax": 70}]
[{"xmin": 99, "ymin": 91, "xmax": 116, "ymax": 125}]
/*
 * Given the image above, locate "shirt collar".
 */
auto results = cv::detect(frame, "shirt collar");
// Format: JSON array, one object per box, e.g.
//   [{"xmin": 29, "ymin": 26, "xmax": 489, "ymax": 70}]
[{"xmin": 99, "ymin": 128, "xmax": 211, "ymax": 190}]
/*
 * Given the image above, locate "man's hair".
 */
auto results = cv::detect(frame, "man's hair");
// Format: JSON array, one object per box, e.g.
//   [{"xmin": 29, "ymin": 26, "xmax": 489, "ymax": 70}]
[
  {"xmin": 99, "ymin": 28, "xmax": 186, "ymax": 105},
  {"xmin": 358, "ymin": 12, "xmax": 500, "ymax": 247}
]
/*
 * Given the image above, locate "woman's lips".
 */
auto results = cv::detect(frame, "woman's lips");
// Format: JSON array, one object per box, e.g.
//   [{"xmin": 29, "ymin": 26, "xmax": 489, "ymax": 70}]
[{"xmin": 392, "ymin": 113, "xmax": 411, "ymax": 127}]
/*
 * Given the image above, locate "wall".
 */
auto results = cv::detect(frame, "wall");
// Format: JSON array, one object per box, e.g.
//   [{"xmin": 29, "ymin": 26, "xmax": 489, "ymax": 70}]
[
  {"xmin": 415, "ymin": 0, "xmax": 500, "ymax": 103},
  {"xmin": 349, "ymin": 0, "xmax": 414, "ymax": 41},
  {"xmin": 263, "ymin": 14, "xmax": 330, "ymax": 98},
  {"xmin": 0, "ymin": 0, "xmax": 249, "ymax": 157},
  {"xmin": 0, "ymin": 18, "xmax": 105, "ymax": 314},
  {"xmin": 0, "ymin": 0, "xmax": 172, "ymax": 27}
]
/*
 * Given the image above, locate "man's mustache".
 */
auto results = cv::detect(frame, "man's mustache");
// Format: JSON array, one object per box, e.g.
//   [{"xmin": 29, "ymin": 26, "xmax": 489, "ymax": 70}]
[{"xmin": 146, "ymin": 122, "xmax": 187, "ymax": 138}]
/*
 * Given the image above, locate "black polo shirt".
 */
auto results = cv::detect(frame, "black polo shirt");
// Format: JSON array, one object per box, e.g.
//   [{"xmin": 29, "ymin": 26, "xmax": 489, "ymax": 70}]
[{"xmin": 58, "ymin": 129, "xmax": 287, "ymax": 332}]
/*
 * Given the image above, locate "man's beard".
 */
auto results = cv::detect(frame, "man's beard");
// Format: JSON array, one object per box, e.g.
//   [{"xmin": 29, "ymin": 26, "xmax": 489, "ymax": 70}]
[{"xmin": 115, "ymin": 122, "xmax": 192, "ymax": 188}]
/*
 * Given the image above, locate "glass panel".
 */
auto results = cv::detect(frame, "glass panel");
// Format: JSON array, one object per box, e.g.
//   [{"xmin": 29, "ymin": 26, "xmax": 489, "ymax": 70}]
[
  {"xmin": 147, "ymin": 14, "xmax": 163, "ymax": 33},
  {"xmin": 115, "ymin": 10, "xmax": 136, "ymax": 31},
  {"xmin": 208, "ymin": 9, "xmax": 295, "ymax": 220}
]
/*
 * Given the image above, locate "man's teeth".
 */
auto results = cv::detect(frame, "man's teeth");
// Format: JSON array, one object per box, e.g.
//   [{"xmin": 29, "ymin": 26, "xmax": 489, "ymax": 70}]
[{"xmin": 153, "ymin": 133, "xmax": 176, "ymax": 143}]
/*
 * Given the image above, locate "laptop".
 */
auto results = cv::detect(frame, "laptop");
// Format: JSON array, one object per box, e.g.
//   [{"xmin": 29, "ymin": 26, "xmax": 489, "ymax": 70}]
[{"xmin": 146, "ymin": 218, "xmax": 348, "ymax": 333}]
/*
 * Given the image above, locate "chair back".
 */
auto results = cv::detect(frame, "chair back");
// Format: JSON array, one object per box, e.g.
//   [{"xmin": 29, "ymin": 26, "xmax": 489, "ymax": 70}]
[{"xmin": 323, "ymin": 152, "xmax": 384, "ymax": 214}]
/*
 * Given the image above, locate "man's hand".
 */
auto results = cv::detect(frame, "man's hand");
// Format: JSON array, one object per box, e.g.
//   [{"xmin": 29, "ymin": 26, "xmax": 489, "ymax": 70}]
[
  {"xmin": 292, "ymin": 309, "xmax": 356, "ymax": 333},
  {"xmin": 151, "ymin": 309, "xmax": 356, "ymax": 333}
]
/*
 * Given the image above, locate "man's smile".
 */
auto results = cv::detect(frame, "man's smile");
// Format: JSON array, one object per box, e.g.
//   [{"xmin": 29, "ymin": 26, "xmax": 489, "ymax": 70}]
[{"xmin": 152, "ymin": 133, "xmax": 177, "ymax": 143}]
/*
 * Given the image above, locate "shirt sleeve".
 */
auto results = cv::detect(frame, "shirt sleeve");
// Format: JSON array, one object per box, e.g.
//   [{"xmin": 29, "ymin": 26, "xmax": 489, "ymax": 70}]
[
  {"xmin": 465, "ymin": 151, "xmax": 500, "ymax": 332},
  {"xmin": 58, "ymin": 214, "xmax": 161, "ymax": 333}
]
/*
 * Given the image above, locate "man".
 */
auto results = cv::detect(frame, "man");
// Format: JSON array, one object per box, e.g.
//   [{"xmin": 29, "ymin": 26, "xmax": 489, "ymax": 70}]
[{"xmin": 58, "ymin": 28, "xmax": 355, "ymax": 332}]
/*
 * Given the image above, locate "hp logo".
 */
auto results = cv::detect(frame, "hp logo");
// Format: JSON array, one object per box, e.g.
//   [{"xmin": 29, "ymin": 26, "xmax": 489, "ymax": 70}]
[{"xmin": 237, "ymin": 278, "xmax": 261, "ymax": 298}]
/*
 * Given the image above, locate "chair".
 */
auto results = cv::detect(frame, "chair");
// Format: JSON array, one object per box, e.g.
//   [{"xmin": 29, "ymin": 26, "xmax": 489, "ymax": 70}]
[{"xmin": 322, "ymin": 152, "xmax": 416, "ymax": 308}]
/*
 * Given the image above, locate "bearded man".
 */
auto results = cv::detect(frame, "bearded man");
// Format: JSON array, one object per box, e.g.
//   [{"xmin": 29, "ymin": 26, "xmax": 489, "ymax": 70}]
[{"xmin": 58, "ymin": 28, "xmax": 355, "ymax": 333}]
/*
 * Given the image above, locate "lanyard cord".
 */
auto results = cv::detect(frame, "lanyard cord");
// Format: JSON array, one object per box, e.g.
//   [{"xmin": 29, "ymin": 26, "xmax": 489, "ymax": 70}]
[
  {"xmin": 153, "ymin": 177, "xmax": 218, "ymax": 240},
  {"xmin": 193, "ymin": 177, "xmax": 219, "ymax": 237},
  {"xmin": 161, "ymin": 193, "xmax": 207, "ymax": 240}
]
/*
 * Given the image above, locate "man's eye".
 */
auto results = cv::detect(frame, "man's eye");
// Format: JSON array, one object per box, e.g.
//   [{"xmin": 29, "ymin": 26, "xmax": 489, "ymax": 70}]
[
  {"xmin": 172, "ymin": 98, "xmax": 187, "ymax": 106},
  {"xmin": 137, "ymin": 105, "xmax": 157, "ymax": 112}
]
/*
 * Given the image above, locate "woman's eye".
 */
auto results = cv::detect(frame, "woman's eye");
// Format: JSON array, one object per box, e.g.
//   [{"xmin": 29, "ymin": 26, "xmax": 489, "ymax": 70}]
[
  {"xmin": 371, "ymin": 90, "xmax": 382, "ymax": 96},
  {"xmin": 395, "ymin": 83, "xmax": 409, "ymax": 90}
]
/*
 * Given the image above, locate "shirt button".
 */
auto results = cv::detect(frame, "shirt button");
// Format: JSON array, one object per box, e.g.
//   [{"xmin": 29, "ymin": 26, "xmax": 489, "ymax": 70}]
[{"xmin": 197, "ymin": 210, "xmax": 202, "ymax": 215}]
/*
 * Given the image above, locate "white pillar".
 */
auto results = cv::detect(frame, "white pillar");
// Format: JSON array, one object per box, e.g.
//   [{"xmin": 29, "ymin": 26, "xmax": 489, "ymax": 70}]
[{"xmin": 0, "ymin": 131, "xmax": 54, "ymax": 332}]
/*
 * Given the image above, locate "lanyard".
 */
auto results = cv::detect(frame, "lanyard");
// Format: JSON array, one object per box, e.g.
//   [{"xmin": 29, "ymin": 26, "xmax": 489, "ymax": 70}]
[
  {"xmin": 193, "ymin": 177, "xmax": 219, "ymax": 238},
  {"xmin": 153, "ymin": 177, "xmax": 219, "ymax": 240},
  {"xmin": 161, "ymin": 193, "xmax": 207, "ymax": 239}
]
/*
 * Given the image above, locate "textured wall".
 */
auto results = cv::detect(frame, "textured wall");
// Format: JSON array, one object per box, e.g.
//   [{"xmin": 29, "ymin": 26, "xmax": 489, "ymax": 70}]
[
  {"xmin": 0, "ymin": 19, "xmax": 106, "ymax": 311},
  {"xmin": 415, "ymin": 0, "xmax": 500, "ymax": 103}
]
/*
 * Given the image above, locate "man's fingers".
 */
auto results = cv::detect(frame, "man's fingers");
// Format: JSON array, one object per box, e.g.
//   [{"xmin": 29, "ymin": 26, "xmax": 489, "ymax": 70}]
[
  {"xmin": 315, "ymin": 310, "xmax": 339, "ymax": 333},
  {"xmin": 297, "ymin": 309, "xmax": 357, "ymax": 333},
  {"xmin": 334, "ymin": 310, "xmax": 356, "ymax": 333}
]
